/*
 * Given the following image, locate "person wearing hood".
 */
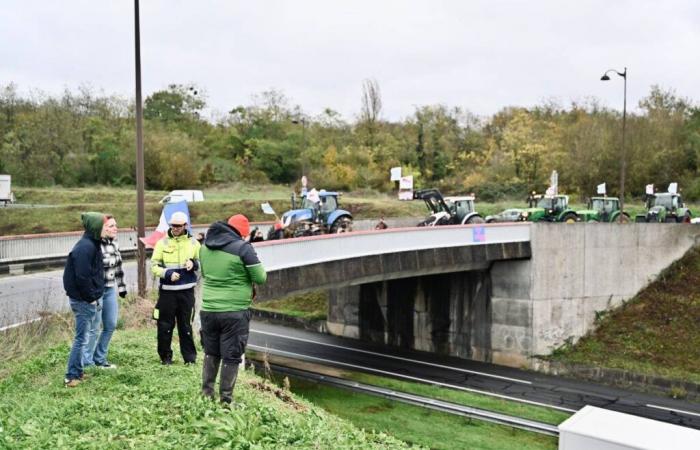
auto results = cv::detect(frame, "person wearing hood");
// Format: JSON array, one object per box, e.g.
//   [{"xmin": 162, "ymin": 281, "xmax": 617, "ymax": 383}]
[
  {"xmin": 199, "ymin": 214, "xmax": 267, "ymax": 404},
  {"xmin": 63, "ymin": 212, "xmax": 110, "ymax": 387},
  {"xmin": 83, "ymin": 214, "xmax": 126, "ymax": 369},
  {"xmin": 151, "ymin": 211, "xmax": 201, "ymax": 365}
]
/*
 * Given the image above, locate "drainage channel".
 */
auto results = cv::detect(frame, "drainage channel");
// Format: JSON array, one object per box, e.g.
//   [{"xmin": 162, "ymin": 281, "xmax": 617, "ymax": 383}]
[{"xmin": 252, "ymin": 360, "xmax": 560, "ymax": 437}]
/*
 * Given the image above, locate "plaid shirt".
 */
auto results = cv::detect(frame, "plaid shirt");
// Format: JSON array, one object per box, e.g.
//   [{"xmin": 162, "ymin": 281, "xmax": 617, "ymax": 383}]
[{"xmin": 101, "ymin": 238, "xmax": 126, "ymax": 296}]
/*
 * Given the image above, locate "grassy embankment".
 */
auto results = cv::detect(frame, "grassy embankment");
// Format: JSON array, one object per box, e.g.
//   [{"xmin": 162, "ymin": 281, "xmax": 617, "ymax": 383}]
[
  {"xmin": 0, "ymin": 300, "xmax": 411, "ymax": 449},
  {"xmin": 0, "ymin": 184, "xmax": 425, "ymax": 235},
  {"xmin": 548, "ymin": 246, "xmax": 700, "ymax": 386},
  {"xmin": 4, "ymin": 184, "xmax": 689, "ymax": 236},
  {"xmin": 285, "ymin": 376, "xmax": 558, "ymax": 450}
]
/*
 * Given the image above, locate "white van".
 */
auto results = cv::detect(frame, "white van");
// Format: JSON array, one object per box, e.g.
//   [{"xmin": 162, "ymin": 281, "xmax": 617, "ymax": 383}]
[{"xmin": 159, "ymin": 190, "xmax": 204, "ymax": 204}]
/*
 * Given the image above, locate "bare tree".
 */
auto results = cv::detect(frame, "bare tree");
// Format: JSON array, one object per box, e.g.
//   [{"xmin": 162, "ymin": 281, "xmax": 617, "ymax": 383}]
[{"xmin": 360, "ymin": 79, "xmax": 382, "ymax": 147}]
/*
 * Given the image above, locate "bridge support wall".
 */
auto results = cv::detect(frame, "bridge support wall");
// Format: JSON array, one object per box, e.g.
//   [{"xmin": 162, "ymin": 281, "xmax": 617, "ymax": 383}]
[
  {"xmin": 327, "ymin": 271, "xmax": 493, "ymax": 361},
  {"xmin": 490, "ymin": 223, "xmax": 700, "ymax": 368},
  {"xmin": 328, "ymin": 224, "xmax": 700, "ymax": 369}
]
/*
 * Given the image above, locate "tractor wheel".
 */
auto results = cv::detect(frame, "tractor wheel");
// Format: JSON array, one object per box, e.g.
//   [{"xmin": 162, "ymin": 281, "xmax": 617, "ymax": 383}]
[
  {"xmin": 587, "ymin": 219, "xmax": 599, "ymax": 223},
  {"xmin": 665, "ymin": 217, "xmax": 676, "ymax": 223},
  {"xmin": 683, "ymin": 212, "xmax": 692, "ymax": 223},
  {"xmin": 331, "ymin": 217, "xmax": 353, "ymax": 233},
  {"xmin": 562, "ymin": 213, "xmax": 578, "ymax": 224},
  {"xmin": 466, "ymin": 216, "xmax": 485, "ymax": 224}
]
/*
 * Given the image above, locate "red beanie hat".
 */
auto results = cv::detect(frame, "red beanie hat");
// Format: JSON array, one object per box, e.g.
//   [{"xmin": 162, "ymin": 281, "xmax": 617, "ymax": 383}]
[{"xmin": 227, "ymin": 214, "xmax": 250, "ymax": 238}]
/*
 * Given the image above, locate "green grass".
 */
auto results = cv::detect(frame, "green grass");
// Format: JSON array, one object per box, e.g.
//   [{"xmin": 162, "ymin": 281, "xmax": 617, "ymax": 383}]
[
  {"xmin": 345, "ymin": 372, "xmax": 570, "ymax": 425},
  {"xmin": 253, "ymin": 291, "xmax": 328, "ymax": 321},
  {"xmin": 6, "ymin": 184, "xmax": 697, "ymax": 235},
  {"xmin": 2, "ymin": 185, "xmax": 426, "ymax": 235},
  {"xmin": 284, "ymin": 377, "xmax": 558, "ymax": 450},
  {"xmin": 0, "ymin": 328, "xmax": 412, "ymax": 449},
  {"xmin": 548, "ymin": 247, "xmax": 700, "ymax": 385}
]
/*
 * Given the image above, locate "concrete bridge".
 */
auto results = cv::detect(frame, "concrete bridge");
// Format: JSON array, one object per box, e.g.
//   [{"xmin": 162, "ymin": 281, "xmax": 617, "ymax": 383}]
[
  {"xmin": 254, "ymin": 223, "xmax": 700, "ymax": 368},
  {"xmin": 2, "ymin": 222, "xmax": 698, "ymax": 369}
]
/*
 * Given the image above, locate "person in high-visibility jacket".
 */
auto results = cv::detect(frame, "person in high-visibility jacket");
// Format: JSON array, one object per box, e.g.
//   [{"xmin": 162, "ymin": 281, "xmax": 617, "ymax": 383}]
[{"xmin": 151, "ymin": 211, "xmax": 201, "ymax": 365}]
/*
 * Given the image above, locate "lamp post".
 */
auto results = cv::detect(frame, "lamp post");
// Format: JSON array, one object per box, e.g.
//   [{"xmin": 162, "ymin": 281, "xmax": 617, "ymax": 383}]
[{"xmin": 600, "ymin": 67, "xmax": 627, "ymax": 223}]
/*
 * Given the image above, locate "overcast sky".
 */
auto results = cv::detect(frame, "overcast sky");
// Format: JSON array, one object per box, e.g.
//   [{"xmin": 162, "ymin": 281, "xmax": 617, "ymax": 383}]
[{"xmin": 2, "ymin": 1, "xmax": 699, "ymax": 121}]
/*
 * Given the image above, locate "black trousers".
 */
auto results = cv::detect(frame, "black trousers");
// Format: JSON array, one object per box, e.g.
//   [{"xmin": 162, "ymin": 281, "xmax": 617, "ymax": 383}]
[
  {"xmin": 156, "ymin": 289, "xmax": 197, "ymax": 363},
  {"xmin": 200, "ymin": 309, "xmax": 251, "ymax": 364}
]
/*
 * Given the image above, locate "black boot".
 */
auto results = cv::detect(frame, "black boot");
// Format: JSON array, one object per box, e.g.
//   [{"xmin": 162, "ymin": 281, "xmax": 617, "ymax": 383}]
[
  {"xmin": 219, "ymin": 362, "xmax": 239, "ymax": 404},
  {"xmin": 201, "ymin": 354, "xmax": 220, "ymax": 399}
]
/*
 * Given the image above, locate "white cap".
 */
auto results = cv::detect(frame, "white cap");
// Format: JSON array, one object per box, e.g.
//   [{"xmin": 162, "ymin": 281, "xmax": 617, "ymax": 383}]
[{"xmin": 169, "ymin": 211, "xmax": 188, "ymax": 225}]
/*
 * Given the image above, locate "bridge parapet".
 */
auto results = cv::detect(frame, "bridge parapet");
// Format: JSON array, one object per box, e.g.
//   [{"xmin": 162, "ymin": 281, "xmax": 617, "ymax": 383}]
[{"xmin": 254, "ymin": 224, "xmax": 531, "ymax": 299}]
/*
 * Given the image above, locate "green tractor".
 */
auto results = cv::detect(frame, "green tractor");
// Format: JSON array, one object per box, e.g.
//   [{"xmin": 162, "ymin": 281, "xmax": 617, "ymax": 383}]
[
  {"xmin": 635, "ymin": 192, "xmax": 693, "ymax": 223},
  {"xmin": 576, "ymin": 197, "xmax": 630, "ymax": 223},
  {"xmin": 518, "ymin": 194, "xmax": 579, "ymax": 223}
]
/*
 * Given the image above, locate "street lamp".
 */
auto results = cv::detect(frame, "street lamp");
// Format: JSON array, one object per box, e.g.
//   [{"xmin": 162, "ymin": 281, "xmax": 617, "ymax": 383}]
[{"xmin": 600, "ymin": 67, "xmax": 627, "ymax": 223}]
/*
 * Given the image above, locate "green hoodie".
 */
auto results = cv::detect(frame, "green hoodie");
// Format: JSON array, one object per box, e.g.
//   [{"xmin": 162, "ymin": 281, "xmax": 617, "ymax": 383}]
[{"xmin": 81, "ymin": 212, "xmax": 106, "ymax": 240}]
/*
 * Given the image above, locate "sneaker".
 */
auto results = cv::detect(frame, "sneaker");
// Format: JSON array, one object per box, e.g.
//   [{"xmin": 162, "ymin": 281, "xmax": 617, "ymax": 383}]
[
  {"xmin": 64, "ymin": 378, "xmax": 80, "ymax": 388},
  {"xmin": 96, "ymin": 362, "xmax": 117, "ymax": 369},
  {"xmin": 79, "ymin": 373, "xmax": 90, "ymax": 381}
]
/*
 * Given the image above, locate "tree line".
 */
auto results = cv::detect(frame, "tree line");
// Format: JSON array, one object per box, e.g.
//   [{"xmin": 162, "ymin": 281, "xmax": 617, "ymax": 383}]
[{"xmin": 1, "ymin": 80, "xmax": 699, "ymax": 201}]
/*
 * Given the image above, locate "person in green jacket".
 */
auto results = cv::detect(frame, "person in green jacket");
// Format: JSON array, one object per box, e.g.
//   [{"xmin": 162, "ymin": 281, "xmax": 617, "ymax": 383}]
[{"xmin": 199, "ymin": 214, "xmax": 266, "ymax": 404}]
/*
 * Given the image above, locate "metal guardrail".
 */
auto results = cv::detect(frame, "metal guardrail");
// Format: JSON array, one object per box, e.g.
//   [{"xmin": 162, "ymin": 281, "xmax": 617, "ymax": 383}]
[{"xmin": 255, "ymin": 361, "xmax": 560, "ymax": 437}]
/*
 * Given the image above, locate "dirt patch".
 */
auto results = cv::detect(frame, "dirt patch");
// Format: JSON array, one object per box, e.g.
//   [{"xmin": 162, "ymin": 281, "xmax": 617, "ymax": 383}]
[{"xmin": 247, "ymin": 379, "xmax": 307, "ymax": 412}]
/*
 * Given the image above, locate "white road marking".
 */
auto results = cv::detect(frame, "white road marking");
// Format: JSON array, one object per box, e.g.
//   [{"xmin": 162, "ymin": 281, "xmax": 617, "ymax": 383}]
[
  {"xmin": 250, "ymin": 328, "xmax": 531, "ymax": 385},
  {"xmin": 248, "ymin": 344, "xmax": 575, "ymax": 413},
  {"xmin": 646, "ymin": 404, "xmax": 700, "ymax": 418},
  {"xmin": 0, "ymin": 316, "xmax": 42, "ymax": 331}
]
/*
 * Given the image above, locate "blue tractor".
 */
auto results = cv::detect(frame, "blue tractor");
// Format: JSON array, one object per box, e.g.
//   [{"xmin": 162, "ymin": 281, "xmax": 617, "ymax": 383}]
[{"xmin": 274, "ymin": 190, "xmax": 353, "ymax": 238}]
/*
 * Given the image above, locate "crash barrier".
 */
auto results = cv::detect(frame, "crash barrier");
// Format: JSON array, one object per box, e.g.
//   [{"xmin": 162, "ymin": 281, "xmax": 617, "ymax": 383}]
[{"xmin": 0, "ymin": 218, "xmax": 418, "ymax": 275}]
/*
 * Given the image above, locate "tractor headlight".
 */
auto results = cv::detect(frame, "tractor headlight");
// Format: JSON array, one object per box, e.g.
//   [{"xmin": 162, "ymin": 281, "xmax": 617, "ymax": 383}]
[{"xmin": 283, "ymin": 215, "xmax": 292, "ymax": 227}]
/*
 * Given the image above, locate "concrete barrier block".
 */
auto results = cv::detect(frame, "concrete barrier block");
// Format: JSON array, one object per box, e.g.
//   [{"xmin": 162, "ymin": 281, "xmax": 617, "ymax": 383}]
[{"xmin": 9, "ymin": 264, "xmax": 24, "ymax": 276}]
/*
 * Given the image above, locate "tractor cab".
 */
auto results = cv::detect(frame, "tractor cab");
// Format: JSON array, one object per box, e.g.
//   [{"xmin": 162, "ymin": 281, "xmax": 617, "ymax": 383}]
[
  {"xmin": 280, "ymin": 189, "xmax": 353, "ymax": 236},
  {"xmin": 414, "ymin": 189, "xmax": 484, "ymax": 226},
  {"xmin": 520, "ymin": 194, "xmax": 578, "ymax": 222},
  {"xmin": 638, "ymin": 192, "xmax": 691, "ymax": 223}
]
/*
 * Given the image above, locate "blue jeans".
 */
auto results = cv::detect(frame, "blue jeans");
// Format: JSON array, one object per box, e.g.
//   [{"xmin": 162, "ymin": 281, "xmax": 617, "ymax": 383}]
[
  {"xmin": 84, "ymin": 286, "xmax": 118, "ymax": 366},
  {"xmin": 65, "ymin": 298, "xmax": 98, "ymax": 380}
]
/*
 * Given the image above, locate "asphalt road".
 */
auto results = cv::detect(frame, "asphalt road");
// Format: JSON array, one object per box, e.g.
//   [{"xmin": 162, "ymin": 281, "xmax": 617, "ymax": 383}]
[
  {"xmin": 248, "ymin": 321, "xmax": 700, "ymax": 430},
  {"xmin": 0, "ymin": 262, "xmax": 145, "ymax": 330}
]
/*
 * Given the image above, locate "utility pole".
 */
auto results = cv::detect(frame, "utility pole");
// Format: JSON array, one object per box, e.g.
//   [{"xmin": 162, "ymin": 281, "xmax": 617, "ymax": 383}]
[{"xmin": 134, "ymin": 0, "xmax": 146, "ymax": 296}]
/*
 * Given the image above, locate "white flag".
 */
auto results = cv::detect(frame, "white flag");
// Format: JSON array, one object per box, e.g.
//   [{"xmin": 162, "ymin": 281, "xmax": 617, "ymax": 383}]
[
  {"xmin": 306, "ymin": 188, "xmax": 320, "ymax": 203},
  {"xmin": 398, "ymin": 190, "xmax": 413, "ymax": 200},
  {"xmin": 645, "ymin": 184, "xmax": 654, "ymax": 195},
  {"xmin": 549, "ymin": 170, "xmax": 558, "ymax": 195},
  {"xmin": 596, "ymin": 183, "xmax": 606, "ymax": 195},
  {"xmin": 390, "ymin": 167, "xmax": 402, "ymax": 181},
  {"xmin": 261, "ymin": 202, "xmax": 276, "ymax": 215},
  {"xmin": 668, "ymin": 182, "xmax": 678, "ymax": 194}
]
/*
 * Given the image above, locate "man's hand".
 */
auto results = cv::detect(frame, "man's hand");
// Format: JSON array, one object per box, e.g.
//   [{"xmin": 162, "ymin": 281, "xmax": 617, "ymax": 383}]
[
  {"xmin": 185, "ymin": 259, "xmax": 194, "ymax": 271},
  {"xmin": 170, "ymin": 272, "xmax": 181, "ymax": 282}
]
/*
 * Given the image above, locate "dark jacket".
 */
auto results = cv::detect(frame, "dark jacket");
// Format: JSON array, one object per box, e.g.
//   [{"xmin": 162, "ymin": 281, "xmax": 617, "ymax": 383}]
[{"xmin": 63, "ymin": 212, "xmax": 105, "ymax": 302}]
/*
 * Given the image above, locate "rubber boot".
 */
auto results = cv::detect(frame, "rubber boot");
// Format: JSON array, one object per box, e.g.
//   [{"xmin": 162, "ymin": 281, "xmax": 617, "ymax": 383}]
[
  {"xmin": 201, "ymin": 354, "xmax": 220, "ymax": 399},
  {"xmin": 219, "ymin": 362, "xmax": 239, "ymax": 405}
]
